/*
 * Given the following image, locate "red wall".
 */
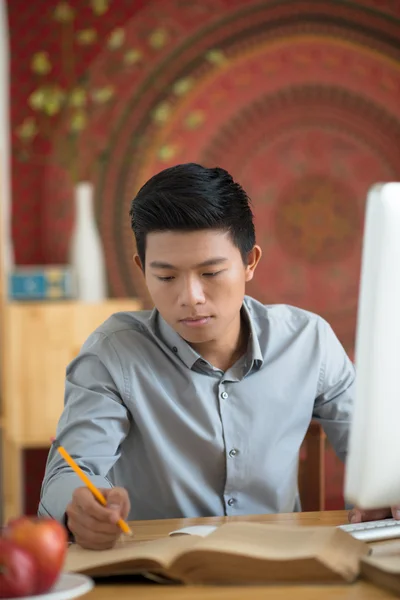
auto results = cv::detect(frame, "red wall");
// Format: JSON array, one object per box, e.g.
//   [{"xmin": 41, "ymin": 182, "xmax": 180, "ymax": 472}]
[{"xmin": 8, "ymin": 0, "xmax": 400, "ymax": 514}]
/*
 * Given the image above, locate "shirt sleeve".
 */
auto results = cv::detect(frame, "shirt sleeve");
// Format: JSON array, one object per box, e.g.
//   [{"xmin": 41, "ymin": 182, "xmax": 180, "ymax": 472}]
[
  {"xmin": 312, "ymin": 318, "xmax": 356, "ymax": 463},
  {"xmin": 38, "ymin": 332, "xmax": 131, "ymax": 522}
]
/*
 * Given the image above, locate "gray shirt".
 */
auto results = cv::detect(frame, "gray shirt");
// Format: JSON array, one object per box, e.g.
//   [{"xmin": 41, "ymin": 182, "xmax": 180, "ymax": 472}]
[{"xmin": 39, "ymin": 296, "xmax": 355, "ymax": 522}]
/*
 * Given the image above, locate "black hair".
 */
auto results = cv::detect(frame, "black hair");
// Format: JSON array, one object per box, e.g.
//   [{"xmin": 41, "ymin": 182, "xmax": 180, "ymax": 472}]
[{"xmin": 129, "ymin": 162, "xmax": 256, "ymax": 267}]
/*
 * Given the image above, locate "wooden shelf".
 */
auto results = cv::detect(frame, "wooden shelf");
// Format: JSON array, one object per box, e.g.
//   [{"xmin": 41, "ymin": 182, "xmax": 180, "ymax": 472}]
[{"xmin": 3, "ymin": 299, "xmax": 141, "ymax": 447}]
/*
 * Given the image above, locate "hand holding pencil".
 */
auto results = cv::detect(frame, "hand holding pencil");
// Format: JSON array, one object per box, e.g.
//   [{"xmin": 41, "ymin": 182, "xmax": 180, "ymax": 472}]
[{"xmin": 52, "ymin": 438, "xmax": 132, "ymax": 550}]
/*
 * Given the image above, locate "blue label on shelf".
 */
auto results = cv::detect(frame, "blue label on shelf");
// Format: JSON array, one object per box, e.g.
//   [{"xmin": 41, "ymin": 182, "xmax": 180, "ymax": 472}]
[{"xmin": 8, "ymin": 267, "xmax": 75, "ymax": 300}]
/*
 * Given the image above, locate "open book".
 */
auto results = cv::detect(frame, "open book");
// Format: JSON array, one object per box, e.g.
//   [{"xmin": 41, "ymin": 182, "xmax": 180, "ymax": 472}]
[{"xmin": 64, "ymin": 521, "xmax": 369, "ymax": 585}]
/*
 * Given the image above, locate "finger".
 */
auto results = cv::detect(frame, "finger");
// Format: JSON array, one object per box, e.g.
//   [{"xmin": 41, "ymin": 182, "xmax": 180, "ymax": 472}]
[
  {"xmin": 74, "ymin": 529, "xmax": 119, "ymax": 551},
  {"xmin": 71, "ymin": 501, "xmax": 121, "ymax": 529},
  {"xmin": 75, "ymin": 538, "xmax": 115, "ymax": 551},
  {"xmin": 66, "ymin": 511, "xmax": 120, "ymax": 548},
  {"xmin": 71, "ymin": 525, "xmax": 118, "ymax": 547},
  {"xmin": 391, "ymin": 506, "xmax": 400, "ymax": 520},
  {"xmin": 349, "ymin": 507, "xmax": 392, "ymax": 523},
  {"xmin": 103, "ymin": 488, "xmax": 131, "ymax": 523},
  {"xmin": 348, "ymin": 508, "xmax": 362, "ymax": 523},
  {"xmin": 72, "ymin": 487, "xmax": 115, "ymax": 522},
  {"xmin": 75, "ymin": 537, "xmax": 117, "ymax": 551},
  {"xmin": 67, "ymin": 504, "xmax": 121, "ymax": 536}
]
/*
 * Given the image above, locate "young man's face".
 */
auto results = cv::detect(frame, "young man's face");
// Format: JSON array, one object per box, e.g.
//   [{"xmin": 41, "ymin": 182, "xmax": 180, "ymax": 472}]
[{"xmin": 135, "ymin": 230, "xmax": 261, "ymax": 345}]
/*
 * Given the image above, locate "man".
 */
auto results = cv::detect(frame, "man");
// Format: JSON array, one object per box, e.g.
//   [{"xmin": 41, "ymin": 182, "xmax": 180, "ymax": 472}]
[{"xmin": 39, "ymin": 163, "xmax": 398, "ymax": 549}]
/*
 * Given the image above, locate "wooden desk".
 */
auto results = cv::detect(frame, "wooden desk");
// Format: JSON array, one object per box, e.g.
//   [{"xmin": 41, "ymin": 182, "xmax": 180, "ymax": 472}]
[{"xmin": 85, "ymin": 511, "xmax": 396, "ymax": 599}]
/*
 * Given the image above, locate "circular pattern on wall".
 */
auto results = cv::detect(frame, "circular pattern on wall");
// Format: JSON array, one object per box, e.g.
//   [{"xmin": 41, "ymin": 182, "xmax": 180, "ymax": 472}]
[
  {"xmin": 99, "ymin": 28, "xmax": 400, "ymax": 310},
  {"xmin": 42, "ymin": 0, "xmax": 400, "ymax": 352},
  {"xmin": 275, "ymin": 175, "xmax": 360, "ymax": 265}
]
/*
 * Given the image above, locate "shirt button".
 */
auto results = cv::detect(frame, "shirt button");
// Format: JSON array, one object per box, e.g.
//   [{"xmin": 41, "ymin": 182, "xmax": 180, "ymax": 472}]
[
  {"xmin": 227, "ymin": 498, "xmax": 235, "ymax": 506},
  {"xmin": 172, "ymin": 346, "xmax": 178, "ymax": 353},
  {"xmin": 221, "ymin": 391, "xmax": 228, "ymax": 399},
  {"xmin": 229, "ymin": 448, "xmax": 238, "ymax": 457}
]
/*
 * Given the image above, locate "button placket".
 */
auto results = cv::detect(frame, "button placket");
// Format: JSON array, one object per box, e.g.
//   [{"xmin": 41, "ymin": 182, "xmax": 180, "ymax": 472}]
[{"xmin": 218, "ymin": 381, "xmax": 240, "ymax": 513}]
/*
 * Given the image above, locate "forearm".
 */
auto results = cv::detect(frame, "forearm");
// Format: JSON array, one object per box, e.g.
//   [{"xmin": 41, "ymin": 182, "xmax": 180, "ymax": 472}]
[{"xmin": 38, "ymin": 335, "xmax": 130, "ymax": 522}]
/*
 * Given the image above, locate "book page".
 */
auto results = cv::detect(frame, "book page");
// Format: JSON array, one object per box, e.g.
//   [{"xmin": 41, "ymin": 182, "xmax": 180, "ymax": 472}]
[
  {"xmin": 64, "ymin": 533, "xmax": 199, "ymax": 576},
  {"xmin": 173, "ymin": 521, "xmax": 339, "ymax": 560}
]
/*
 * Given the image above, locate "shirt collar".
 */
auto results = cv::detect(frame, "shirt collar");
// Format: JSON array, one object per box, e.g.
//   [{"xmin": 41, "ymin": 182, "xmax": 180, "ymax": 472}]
[
  {"xmin": 153, "ymin": 298, "xmax": 264, "ymax": 371},
  {"xmin": 154, "ymin": 311, "xmax": 201, "ymax": 369},
  {"xmin": 242, "ymin": 297, "xmax": 264, "ymax": 370}
]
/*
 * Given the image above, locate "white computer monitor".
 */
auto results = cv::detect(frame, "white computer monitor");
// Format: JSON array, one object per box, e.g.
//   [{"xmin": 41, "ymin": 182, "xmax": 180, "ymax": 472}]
[{"xmin": 344, "ymin": 182, "xmax": 400, "ymax": 509}]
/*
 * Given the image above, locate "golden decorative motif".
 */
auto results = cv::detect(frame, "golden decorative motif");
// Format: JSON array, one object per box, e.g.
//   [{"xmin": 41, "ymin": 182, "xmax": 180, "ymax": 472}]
[
  {"xmin": 123, "ymin": 49, "xmax": 143, "ymax": 65},
  {"xmin": 158, "ymin": 144, "xmax": 179, "ymax": 161},
  {"xmin": 107, "ymin": 28, "xmax": 125, "ymax": 49},
  {"xmin": 69, "ymin": 88, "xmax": 87, "ymax": 108},
  {"xmin": 16, "ymin": 118, "xmax": 38, "ymax": 142},
  {"xmin": 91, "ymin": 86, "xmax": 115, "ymax": 104},
  {"xmin": 70, "ymin": 110, "xmax": 87, "ymax": 132},
  {"xmin": 91, "ymin": 0, "xmax": 110, "ymax": 16},
  {"xmin": 31, "ymin": 52, "xmax": 52, "ymax": 75},
  {"xmin": 15, "ymin": 0, "xmax": 123, "ymax": 181},
  {"xmin": 149, "ymin": 28, "xmax": 168, "ymax": 50},
  {"xmin": 172, "ymin": 77, "xmax": 194, "ymax": 96},
  {"xmin": 205, "ymin": 49, "xmax": 227, "ymax": 65},
  {"xmin": 29, "ymin": 86, "xmax": 65, "ymax": 116},
  {"xmin": 184, "ymin": 110, "xmax": 205, "ymax": 129},
  {"xmin": 76, "ymin": 29, "xmax": 97, "ymax": 45},
  {"xmin": 152, "ymin": 102, "xmax": 172, "ymax": 124},
  {"xmin": 53, "ymin": 2, "xmax": 75, "ymax": 23}
]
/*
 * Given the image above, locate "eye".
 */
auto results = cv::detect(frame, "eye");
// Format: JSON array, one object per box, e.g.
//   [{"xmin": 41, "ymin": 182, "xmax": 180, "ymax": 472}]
[
  {"xmin": 202, "ymin": 271, "xmax": 222, "ymax": 278},
  {"xmin": 157, "ymin": 276, "xmax": 175, "ymax": 282}
]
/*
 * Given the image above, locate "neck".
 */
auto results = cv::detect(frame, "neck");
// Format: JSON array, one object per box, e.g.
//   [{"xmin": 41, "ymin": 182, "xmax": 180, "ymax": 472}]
[{"xmin": 191, "ymin": 312, "xmax": 248, "ymax": 371}]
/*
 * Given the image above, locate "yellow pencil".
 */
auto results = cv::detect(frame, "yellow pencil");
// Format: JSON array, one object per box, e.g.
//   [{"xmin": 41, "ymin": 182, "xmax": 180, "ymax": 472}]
[{"xmin": 51, "ymin": 438, "xmax": 133, "ymax": 537}]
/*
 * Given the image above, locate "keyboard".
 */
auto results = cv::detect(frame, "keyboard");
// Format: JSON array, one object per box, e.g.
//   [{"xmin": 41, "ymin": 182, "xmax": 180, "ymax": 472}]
[{"xmin": 338, "ymin": 518, "xmax": 400, "ymax": 542}]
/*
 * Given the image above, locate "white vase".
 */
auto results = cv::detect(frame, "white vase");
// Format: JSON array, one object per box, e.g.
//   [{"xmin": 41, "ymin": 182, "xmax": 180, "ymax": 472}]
[{"xmin": 70, "ymin": 182, "xmax": 107, "ymax": 302}]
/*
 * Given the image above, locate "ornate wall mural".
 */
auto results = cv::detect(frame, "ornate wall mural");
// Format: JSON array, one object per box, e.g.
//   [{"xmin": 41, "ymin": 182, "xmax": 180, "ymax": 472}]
[{"xmin": 10, "ymin": 0, "xmax": 400, "ymax": 354}]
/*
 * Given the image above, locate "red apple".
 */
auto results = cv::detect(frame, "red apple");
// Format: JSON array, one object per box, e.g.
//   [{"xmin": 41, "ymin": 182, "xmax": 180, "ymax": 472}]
[
  {"xmin": 0, "ymin": 538, "xmax": 37, "ymax": 598},
  {"xmin": 4, "ymin": 516, "xmax": 68, "ymax": 594}
]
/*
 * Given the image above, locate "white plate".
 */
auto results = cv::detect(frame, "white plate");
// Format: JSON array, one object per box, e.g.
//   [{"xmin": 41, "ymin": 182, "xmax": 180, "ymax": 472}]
[{"xmin": 2, "ymin": 573, "xmax": 94, "ymax": 600}]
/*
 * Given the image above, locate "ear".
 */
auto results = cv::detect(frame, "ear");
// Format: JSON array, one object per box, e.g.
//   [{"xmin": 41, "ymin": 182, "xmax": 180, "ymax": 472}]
[
  {"xmin": 133, "ymin": 254, "xmax": 144, "ymax": 272},
  {"xmin": 245, "ymin": 245, "xmax": 262, "ymax": 283}
]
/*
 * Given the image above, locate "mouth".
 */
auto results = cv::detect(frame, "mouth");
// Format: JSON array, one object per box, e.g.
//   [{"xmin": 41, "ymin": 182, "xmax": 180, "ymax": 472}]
[{"xmin": 179, "ymin": 316, "xmax": 212, "ymax": 327}]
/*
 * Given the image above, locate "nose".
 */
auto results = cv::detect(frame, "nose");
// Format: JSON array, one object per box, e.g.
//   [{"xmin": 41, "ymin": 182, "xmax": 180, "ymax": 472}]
[{"xmin": 179, "ymin": 275, "xmax": 206, "ymax": 307}]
